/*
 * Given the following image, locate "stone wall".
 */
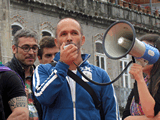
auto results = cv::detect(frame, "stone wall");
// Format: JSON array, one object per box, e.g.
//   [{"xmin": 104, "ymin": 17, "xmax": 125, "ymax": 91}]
[{"xmin": 18, "ymin": 0, "xmax": 160, "ymax": 33}]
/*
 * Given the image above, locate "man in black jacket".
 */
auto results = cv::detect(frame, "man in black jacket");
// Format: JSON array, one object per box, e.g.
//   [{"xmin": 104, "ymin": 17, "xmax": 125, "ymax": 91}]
[{"xmin": 5, "ymin": 29, "xmax": 40, "ymax": 120}]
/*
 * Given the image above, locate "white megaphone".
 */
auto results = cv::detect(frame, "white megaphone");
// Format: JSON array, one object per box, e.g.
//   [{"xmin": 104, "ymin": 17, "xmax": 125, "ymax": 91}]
[{"xmin": 102, "ymin": 20, "xmax": 160, "ymax": 65}]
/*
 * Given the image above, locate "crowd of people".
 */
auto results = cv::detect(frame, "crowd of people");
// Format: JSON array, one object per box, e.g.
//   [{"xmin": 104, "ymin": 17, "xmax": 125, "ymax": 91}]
[{"xmin": 0, "ymin": 17, "xmax": 160, "ymax": 120}]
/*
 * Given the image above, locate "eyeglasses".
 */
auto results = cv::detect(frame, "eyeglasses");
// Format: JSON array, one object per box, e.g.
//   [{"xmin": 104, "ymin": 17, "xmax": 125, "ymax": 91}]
[{"xmin": 16, "ymin": 45, "xmax": 39, "ymax": 53}]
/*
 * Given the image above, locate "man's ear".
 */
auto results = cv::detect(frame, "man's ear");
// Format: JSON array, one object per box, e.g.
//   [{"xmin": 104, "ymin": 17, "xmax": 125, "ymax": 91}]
[
  {"xmin": 54, "ymin": 38, "xmax": 58, "ymax": 47},
  {"xmin": 81, "ymin": 35, "xmax": 85, "ymax": 46},
  {"xmin": 54, "ymin": 38, "xmax": 60, "ymax": 49},
  {"xmin": 12, "ymin": 45, "xmax": 17, "ymax": 54},
  {"xmin": 38, "ymin": 56, "xmax": 42, "ymax": 64}
]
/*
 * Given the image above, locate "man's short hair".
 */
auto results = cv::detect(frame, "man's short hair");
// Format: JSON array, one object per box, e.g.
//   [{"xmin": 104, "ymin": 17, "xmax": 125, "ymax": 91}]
[
  {"xmin": 38, "ymin": 36, "xmax": 56, "ymax": 59},
  {"xmin": 13, "ymin": 29, "xmax": 38, "ymax": 46}
]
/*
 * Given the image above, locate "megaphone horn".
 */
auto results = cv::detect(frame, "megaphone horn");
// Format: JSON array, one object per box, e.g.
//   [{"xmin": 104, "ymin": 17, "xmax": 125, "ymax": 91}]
[{"xmin": 102, "ymin": 20, "xmax": 160, "ymax": 64}]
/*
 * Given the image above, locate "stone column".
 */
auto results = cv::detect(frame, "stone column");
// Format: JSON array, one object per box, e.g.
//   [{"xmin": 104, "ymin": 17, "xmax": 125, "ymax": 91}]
[{"xmin": 0, "ymin": 0, "xmax": 12, "ymax": 64}]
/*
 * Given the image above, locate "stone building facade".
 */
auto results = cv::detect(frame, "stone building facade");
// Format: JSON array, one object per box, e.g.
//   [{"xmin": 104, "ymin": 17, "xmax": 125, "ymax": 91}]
[{"xmin": 1, "ymin": 0, "xmax": 160, "ymax": 116}]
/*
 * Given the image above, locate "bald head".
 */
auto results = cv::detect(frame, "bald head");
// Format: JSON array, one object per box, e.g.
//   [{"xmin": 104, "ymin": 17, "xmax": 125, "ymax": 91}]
[{"xmin": 55, "ymin": 18, "xmax": 83, "ymax": 38}]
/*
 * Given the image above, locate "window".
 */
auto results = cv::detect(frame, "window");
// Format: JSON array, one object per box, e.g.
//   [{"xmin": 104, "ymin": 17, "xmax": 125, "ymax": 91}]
[
  {"xmin": 95, "ymin": 41, "xmax": 107, "ymax": 71},
  {"xmin": 11, "ymin": 23, "xmax": 23, "ymax": 40},
  {"xmin": 120, "ymin": 55, "xmax": 131, "ymax": 88},
  {"xmin": 11, "ymin": 25, "xmax": 22, "ymax": 36},
  {"xmin": 96, "ymin": 55, "xmax": 106, "ymax": 69},
  {"xmin": 42, "ymin": 31, "xmax": 51, "ymax": 37},
  {"xmin": 41, "ymin": 30, "xmax": 54, "ymax": 37},
  {"xmin": 96, "ymin": 42, "xmax": 104, "ymax": 53}
]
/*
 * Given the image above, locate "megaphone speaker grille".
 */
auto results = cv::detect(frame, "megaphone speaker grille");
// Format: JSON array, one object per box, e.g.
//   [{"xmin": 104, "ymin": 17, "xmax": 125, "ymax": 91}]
[{"xmin": 103, "ymin": 20, "xmax": 136, "ymax": 59}]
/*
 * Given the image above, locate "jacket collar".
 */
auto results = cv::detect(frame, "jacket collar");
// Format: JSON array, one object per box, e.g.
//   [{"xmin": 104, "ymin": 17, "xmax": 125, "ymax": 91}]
[
  {"xmin": 12, "ymin": 56, "xmax": 24, "ymax": 71},
  {"xmin": 11, "ymin": 56, "xmax": 35, "ymax": 74}
]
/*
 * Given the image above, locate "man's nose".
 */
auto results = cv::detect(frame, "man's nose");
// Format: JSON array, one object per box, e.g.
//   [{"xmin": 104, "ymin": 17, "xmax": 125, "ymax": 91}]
[
  {"xmin": 67, "ymin": 33, "xmax": 72, "ymax": 42},
  {"xmin": 50, "ymin": 55, "xmax": 55, "ymax": 62},
  {"xmin": 28, "ymin": 48, "xmax": 34, "ymax": 54}
]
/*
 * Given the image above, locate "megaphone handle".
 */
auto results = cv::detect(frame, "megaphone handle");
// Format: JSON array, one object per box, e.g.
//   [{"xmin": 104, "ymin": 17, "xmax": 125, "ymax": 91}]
[{"xmin": 130, "ymin": 56, "xmax": 136, "ymax": 79}]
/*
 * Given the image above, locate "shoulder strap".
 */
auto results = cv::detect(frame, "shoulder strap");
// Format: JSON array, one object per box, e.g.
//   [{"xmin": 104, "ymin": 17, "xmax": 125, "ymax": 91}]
[
  {"xmin": 50, "ymin": 62, "xmax": 101, "ymax": 109},
  {"xmin": 0, "ymin": 66, "xmax": 11, "ymax": 72},
  {"xmin": 67, "ymin": 69, "xmax": 101, "ymax": 109}
]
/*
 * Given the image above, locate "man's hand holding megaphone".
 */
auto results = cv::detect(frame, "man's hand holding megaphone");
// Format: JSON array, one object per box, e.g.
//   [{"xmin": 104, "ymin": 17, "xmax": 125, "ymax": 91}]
[{"xmin": 59, "ymin": 42, "xmax": 78, "ymax": 66}]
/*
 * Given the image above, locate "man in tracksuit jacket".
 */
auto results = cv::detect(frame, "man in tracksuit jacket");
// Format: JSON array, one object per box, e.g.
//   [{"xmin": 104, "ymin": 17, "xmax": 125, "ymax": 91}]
[{"xmin": 33, "ymin": 18, "xmax": 120, "ymax": 120}]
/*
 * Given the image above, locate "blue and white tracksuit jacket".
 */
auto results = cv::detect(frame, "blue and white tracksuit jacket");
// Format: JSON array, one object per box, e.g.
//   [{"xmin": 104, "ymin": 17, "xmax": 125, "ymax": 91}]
[{"xmin": 33, "ymin": 53, "xmax": 120, "ymax": 120}]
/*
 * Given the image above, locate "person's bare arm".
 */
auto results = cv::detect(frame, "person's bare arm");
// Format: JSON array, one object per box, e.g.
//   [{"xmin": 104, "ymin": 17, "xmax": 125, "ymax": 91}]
[
  {"xmin": 124, "ymin": 115, "xmax": 147, "ymax": 120},
  {"xmin": 124, "ymin": 112, "xmax": 160, "ymax": 120},
  {"xmin": 129, "ymin": 63, "xmax": 155, "ymax": 117},
  {"xmin": 7, "ymin": 96, "xmax": 29, "ymax": 120}
]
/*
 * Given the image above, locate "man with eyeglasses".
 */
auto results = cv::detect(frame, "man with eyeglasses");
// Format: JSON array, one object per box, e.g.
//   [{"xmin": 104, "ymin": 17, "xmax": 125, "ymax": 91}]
[{"xmin": 5, "ymin": 29, "xmax": 39, "ymax": 120}]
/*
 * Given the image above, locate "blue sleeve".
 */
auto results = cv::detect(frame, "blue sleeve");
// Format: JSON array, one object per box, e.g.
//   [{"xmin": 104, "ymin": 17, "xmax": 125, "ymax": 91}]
[
  {"xmin": 32, "ymin": 62, "xmax": 69, "ymax": 106},
  {"xmin": 101, "ymin": 71, "xmax": 120, "ymax": 120}
]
